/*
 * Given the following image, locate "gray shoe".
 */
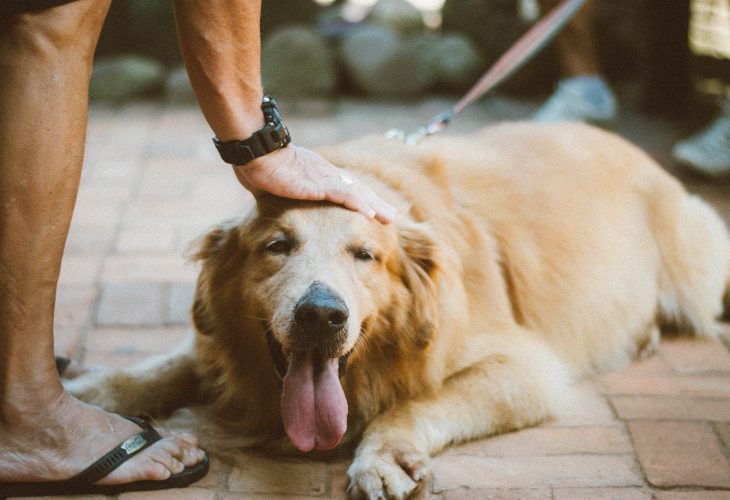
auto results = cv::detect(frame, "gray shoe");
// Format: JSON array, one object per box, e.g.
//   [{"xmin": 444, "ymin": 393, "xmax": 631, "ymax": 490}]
[
  {"xmin": 534, "ymin": 76, "xmax": 618, "ymax": 126},
  {"xmin": 672, "ymin": 107, "xmax": 730, "ymax": 177}
]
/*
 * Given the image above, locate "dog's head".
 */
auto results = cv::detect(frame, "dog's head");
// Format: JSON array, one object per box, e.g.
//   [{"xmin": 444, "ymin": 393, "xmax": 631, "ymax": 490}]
[{"xmin": 189, "ymin": 193, "xmax": 439, "ymax": 453}]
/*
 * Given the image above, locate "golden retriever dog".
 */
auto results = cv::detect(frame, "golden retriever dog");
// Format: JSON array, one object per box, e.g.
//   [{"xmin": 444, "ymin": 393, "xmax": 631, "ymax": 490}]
[{"xmin": 66, "ymin": 122, "xmax": 730, "ymax": 499}]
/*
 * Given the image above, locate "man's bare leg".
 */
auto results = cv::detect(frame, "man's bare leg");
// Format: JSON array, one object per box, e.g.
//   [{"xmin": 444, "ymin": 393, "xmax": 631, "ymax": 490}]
[{"xmin": 0, "ymin": 1, "xmax": 204, "ymax": 485}]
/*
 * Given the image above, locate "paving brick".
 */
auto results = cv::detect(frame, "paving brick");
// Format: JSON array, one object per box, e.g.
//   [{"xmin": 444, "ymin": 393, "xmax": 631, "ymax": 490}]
[
  {"xmin": 85, "ymin": 326, "xmax": 191, "ymax": 357},
  {"xmin": 70, "ymin": 199, "xmax": 123, "ymax": 227},
  {"xmin": 192, "ymin": 455, "xmax": 230, "ymax": 489},
  {"xmin": 431, "ymin": 455, "xmax": 642, "ymax": 491},
  {"xmin": 221, "ymin": 494, "xmax": 325, "ymax": 500},
  {"xmin": 227, "ymin": 454, "xmax": 327, "ymax": 495},
  {"xmin": 96, "ymin": 282, "xmax": 165, "ymax": 326},
  {"xmin": 58, "ymin": 256, "xmax": 102, "ymax": 286},
  {"xmin": 102, "ymin": 255, "xmax": 198, "ymax": 283},
  {"xmin": 654, "ymin": 492, "xmax": 730, "ymax": 500},
  {"xmin": 168, "ymin": 282, "xmax": 196, "ymax": 324},
  {"xmin": 441, "ymin": 488, "xmax": 551, "ymax": 499},
  {"xmin": 598, "ymin": 374, "xmax": 730, "ymax": 398},
  {"xmin": 53, "ymin": 324, "xmax": 83, "ymax": 357},
  {"xmin": 327, "ymin": 460, "xmax": 351, "ymax": 499},
  {"xmin": 78, "ymin": 178, "xmax": 137, "ymax": 200},
  {"xmin": 119, "ymin": 487, "xmax": 215, "ymax": 500},
  {"xmin": 191, "ymin": 180, "xmax": 253, "ymax": 206},
  {"xmin": 64, "ymin": 224, "xmax": 115, "ymax": 256},
  {"xmin": 443, "ymin": 426, "xmax": 632, "ymax": 456},
  {"xmin": 123, "ymin": 200, "xmax": 242, "ymax": 229},
  {"xmin": 76, "ymin": 177, "xmax": 135, "ymax": 203},
  {"xmin": 716, "ymin": 422, "xmax": 730, "ymax": 451},
  {"xmin": 116, "ymin": 225, "xmax": 177, "ymax": 253},
  {"xmin": 552, "ymin": 488, "xmax": 652, "ymax": 500},
  {"xmin": 612, "ymin": 354, "xmax": 674, "ymax": 377},
  {"xmin": 55, "ymin": 286, "xmax": 95, "ymax": 327},
  {"xmin": 54, "ymin": 286, "xmax": 96, "ymax": 353},
  {"xmin": 83, "ymin": 350, "xmax": 150, "ymax": 370},
  {"xmin": 661, "ymin": 338, "xmax": 730, "ymax": 374},
  {"xmin": 628, "ymin": 421, "xmax": 730, "ymax": 488},
  {"xmin": 611, "ymin": 396, "xmax": 730, "ymax": 421}
]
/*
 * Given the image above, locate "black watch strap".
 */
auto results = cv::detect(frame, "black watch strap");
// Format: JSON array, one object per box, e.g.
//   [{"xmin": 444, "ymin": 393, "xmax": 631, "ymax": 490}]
[{"xmin": 213, "ymin": 96, "xmax": 291, "ymax": 166}]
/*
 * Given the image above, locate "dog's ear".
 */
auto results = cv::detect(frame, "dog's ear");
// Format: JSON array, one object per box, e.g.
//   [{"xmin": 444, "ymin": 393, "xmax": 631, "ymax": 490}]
[
  {"xmin": 186, "ymin": 220, "xmax": 245, "ymax": 336},
  {"xmin": 185, "ymin": 219, "xmax": 241, "ymax": 263},
  {"xmin": 397, "ymin": 221, "xmax": 440, "ymax": 348}
]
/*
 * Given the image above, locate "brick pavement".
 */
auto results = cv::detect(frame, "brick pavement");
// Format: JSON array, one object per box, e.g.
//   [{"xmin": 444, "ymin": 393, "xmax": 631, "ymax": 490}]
[{"xmin": 39, "ymin": 96, "xmax": 730, "ymax": 499}]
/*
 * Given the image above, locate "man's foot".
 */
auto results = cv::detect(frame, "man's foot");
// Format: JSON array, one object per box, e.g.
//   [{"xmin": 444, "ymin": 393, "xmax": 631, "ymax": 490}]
[
  {"xmin": 533, "ymin": 76, "xmax": 618, "ymax": 126},
  {"xmin": 672, "ymin": 104, "xmax": 730, "ymax": 178},
  {"xmin": 0, "ymin": 391, "xmax": 205, "ymax": 486}
]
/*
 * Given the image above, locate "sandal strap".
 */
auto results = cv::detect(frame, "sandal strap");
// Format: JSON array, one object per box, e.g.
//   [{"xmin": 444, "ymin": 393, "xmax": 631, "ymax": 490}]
[{"xmin": 66, "ymin": 416, "xmax": 162, "ymax": 486}]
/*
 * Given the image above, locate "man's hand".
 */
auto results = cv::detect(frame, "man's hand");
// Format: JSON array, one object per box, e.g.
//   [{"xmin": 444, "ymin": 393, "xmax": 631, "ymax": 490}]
[{"xmin": 232, "ymin": 144, "xmax": 396, "ymax": 224}]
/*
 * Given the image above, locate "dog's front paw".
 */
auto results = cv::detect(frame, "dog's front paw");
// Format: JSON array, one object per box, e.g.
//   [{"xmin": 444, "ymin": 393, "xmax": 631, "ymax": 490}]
[{"xmin": 347, "ymin": 443, "xmax": 430, "ymax": 500}]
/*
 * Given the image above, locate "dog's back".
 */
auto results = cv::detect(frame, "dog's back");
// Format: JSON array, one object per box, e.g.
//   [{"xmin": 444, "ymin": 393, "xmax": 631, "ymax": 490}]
[{"xmin": 322, "ymin": 122, "xmax": 730, "ymax": 375}]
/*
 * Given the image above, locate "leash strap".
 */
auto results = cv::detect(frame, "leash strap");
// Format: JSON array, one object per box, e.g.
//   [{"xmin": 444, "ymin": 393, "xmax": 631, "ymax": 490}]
[{"xmin": 401, "ymin": 0, "xmax": 587, "ymax": 144}]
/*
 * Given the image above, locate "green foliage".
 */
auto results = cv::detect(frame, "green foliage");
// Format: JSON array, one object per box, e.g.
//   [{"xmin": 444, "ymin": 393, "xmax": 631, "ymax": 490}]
[
  {"xmin": 262, "ymin": 25, "xmax": 337, "ymax": 97},
  {"xmin": 340, "ymin": 25, "xmax": 433, "ymax": 97},
  {"xmin": 368, "ymin": 0, "xmax": 424, "ymax": 36},
  {"xmin": 90, "ymin": 55, "xmax": 166, "ymax": 103}
]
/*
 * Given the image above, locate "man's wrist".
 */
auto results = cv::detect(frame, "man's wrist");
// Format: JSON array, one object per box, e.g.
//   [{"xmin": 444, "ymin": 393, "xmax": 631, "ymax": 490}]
[
  {"xmin": 213, "ymin": 96, "xmax": 291, "ymax": 166},
  {"xmin": 207, "ymin": 87, "xmax": 265, "ymax": 141}
]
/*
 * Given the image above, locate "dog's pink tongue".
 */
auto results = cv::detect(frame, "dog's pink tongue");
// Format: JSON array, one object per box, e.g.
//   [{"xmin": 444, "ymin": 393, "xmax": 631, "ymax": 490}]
[{"xmin": 281, "ymin": 352, "xmax": 348, "ymax": 452}]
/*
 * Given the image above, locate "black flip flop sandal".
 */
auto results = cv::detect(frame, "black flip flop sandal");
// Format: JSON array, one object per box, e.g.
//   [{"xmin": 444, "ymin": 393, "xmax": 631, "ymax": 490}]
[{"xmin": 0, "ymin": 416, "xmax": 209, "ymax": 498}]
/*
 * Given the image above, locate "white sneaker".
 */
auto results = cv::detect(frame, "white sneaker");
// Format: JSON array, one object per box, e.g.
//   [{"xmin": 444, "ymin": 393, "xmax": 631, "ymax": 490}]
[
  {"xmin": 533, "ymin": 76, "xmax": 618, "ymax": 126},
  {"xmin": 672, "ymin": 104, "xmax": 730, "ymax": 177}
]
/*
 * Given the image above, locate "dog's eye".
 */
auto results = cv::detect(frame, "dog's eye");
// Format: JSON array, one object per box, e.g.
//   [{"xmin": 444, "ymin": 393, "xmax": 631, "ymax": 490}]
[
  {"xmin": 265, "ymin": 238, "xmax": 292, "ymax": 255},
  {"xmin": 353, "ymin": 249, "xmax": 376, "ymax": 261}
]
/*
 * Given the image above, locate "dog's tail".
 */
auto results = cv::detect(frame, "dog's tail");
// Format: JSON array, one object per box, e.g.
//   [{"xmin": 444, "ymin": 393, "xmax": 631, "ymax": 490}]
[{"xmin": 654, "ymin": 186, "xmax": 729, "ymax": 336}]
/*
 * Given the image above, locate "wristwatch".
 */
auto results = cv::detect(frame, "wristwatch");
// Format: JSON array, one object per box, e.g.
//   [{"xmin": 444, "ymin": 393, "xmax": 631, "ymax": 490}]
[{"xmin": 213, "ymin": 96, "xmax": 291, "ymax": 166}]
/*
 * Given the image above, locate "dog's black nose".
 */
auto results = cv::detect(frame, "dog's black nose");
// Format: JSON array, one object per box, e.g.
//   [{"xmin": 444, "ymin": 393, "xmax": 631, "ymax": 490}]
[{"xmin": 294, "ymin": 281, "xmax": 349, "ymax": 336}]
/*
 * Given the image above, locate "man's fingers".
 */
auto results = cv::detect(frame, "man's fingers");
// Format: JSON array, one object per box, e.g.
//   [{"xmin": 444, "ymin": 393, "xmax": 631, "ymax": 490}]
[
  {"xmin": 351, "ymin": 181, "xmax": 396, "ymax": 223},
  {"xmin": 326, "ymin": 180, "xmax": 396, "ymax": 223},
  {"xmin": 370, "ymin": 193, "xmax": 396, "ymax": 223},
  {"xmin": 325, "ymin": 183, "xmax": 373, "ymax": 219}
]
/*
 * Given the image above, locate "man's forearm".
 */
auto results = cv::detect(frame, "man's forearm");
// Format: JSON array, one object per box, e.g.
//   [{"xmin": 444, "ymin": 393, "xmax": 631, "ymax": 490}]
[{"xmin": 174, "ymin": 0, "xmax": 265, "ymax": 141}]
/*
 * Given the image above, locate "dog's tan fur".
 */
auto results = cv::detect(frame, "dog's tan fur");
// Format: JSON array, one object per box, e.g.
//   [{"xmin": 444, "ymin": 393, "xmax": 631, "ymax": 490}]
[{"xmin": 67, "ymin": 123, "xmax": 730, "ymax": 499}]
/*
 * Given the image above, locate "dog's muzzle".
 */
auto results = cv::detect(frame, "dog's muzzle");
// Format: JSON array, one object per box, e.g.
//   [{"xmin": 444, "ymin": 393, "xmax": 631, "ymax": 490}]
[
  {"xmin": 265, "ymin": 281, "xmax": 352, "ymax": 381},
  {"xmin": 291, "ymin": 281, "xmax": 349, "ymax": 358}
]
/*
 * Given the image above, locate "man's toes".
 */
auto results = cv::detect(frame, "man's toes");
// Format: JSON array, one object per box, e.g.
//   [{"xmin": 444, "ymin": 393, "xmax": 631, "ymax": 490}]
[
  {"xmin": 171, "ymin": 431, "xmax": 199, "ymax": 448},
  {"xmin": 99, "ymin": 454, "xmax": 171, "ymax": 485},
  {"xmin": 97, "ymin": 436, "xmax": 203, "ymax": 485},
  {"xmin": 157, "ymin": 435, "xmax": 204, "ymax": 467},
  {"xmin": 180, "ymin": 446, "xmax": 206, "ymax": 467}
]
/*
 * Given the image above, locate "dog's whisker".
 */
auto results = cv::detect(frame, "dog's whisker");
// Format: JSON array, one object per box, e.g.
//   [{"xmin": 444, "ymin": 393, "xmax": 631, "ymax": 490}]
[{"xmin": 242, "ymin": 314, "xmax": 270, "ymax": 322}]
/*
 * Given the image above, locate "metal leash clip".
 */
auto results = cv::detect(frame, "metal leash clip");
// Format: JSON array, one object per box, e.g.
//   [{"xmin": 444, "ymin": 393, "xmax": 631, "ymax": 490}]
[{"xmin": 385, "ymin": 111, "xmax": 453, "ymax": 145}]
